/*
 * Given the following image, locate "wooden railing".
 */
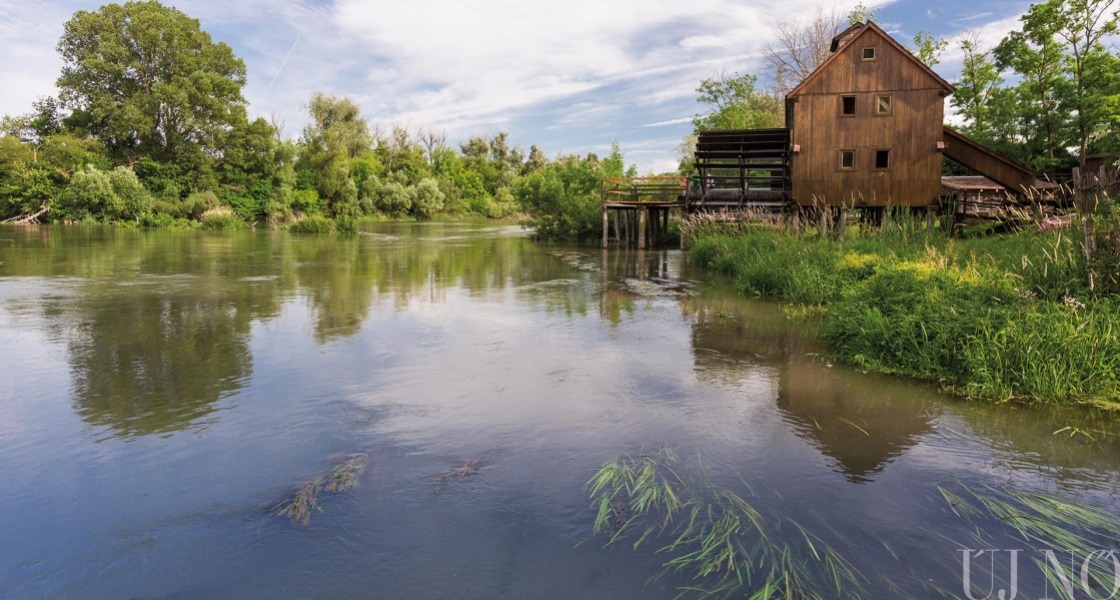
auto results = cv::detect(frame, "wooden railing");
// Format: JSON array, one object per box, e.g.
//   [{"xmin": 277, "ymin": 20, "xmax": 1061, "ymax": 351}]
[{"xmin": 601, "ymin": 176, "xmax": 686, "ymax": 205}]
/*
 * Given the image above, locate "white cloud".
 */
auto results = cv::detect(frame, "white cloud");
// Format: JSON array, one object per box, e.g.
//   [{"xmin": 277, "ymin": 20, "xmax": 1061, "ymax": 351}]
[{"xmin": 0, "ymin": 0, "xmax": 1032, "ymax": 173}]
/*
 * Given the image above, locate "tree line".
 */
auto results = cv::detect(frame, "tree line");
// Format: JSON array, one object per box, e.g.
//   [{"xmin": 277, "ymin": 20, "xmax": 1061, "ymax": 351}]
[{"xmin": 0, "ymin": 0, "xmax": 634, "ymax": 234}]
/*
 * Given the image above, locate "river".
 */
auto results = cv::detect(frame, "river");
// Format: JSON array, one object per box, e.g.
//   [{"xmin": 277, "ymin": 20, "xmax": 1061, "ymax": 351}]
[{"xmin": 1, "ymin": 222, "xmax": 1118, "ymax": 599}]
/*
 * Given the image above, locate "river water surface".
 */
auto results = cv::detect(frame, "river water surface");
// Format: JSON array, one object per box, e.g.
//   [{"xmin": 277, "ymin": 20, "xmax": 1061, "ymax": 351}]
[{"xmin": 1, "ymin": 223, "xmax": 1118, "ymax": 599}]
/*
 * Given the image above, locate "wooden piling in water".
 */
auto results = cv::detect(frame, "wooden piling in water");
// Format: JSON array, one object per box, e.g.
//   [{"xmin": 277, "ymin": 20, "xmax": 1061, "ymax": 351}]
[{"xmin": 638, "ymin": 208, "xmax": 647, "ymax": 250}]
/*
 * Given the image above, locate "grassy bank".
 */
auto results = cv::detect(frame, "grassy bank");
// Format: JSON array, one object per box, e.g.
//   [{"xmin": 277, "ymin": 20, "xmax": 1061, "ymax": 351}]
[{"xmin": 689, "ymin": 217, "xmax": 1120, "ymax": 410}]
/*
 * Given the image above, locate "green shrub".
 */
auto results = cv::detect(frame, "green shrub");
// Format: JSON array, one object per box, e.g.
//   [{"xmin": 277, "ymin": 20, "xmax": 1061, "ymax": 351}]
[
  {"xmin": 335, "ymin": 214, "xmax": 357, "ymax": 236},
  {"xmin": 200, "ymin": 212, "xmax": 247, "ymax": 230}
]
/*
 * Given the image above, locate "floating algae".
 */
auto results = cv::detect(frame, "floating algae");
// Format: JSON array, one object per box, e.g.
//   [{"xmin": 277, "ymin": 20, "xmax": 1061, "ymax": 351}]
[
  {"xmin": 585, "ymin": 448, "xmax": 864, "ymax": 599},
  {"xmin": 434, "ymin": 459, "xmax": 479, "ymax": 483},
  {"xmin": 274, "ymin": 454, "xmax": 368, "ymax": 526},
  {"xmin": 276, "ymin": 481, "xmax": 321, "ymax": 526},
  {"xmin": 324, "ymin": 455, "xmax": 368, "ymax": 492}
]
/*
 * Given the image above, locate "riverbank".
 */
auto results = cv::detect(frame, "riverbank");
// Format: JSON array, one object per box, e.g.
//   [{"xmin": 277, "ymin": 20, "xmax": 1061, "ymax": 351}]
[{"xmin": 689, "ymin": 221, "xmax": 1120, "ymax": 411}]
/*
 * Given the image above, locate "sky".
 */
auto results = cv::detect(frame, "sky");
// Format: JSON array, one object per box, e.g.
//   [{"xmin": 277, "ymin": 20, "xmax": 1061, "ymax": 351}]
[{"xmin": 0, "ymin": 0, "xmax": 1040, "ymax": 173}]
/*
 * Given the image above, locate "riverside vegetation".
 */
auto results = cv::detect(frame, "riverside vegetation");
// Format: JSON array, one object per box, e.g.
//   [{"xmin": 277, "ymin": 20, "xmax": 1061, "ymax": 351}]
[
  {"xmin": 0, "ymin": 1, "xmax": 638, "ymax": 235},
  {"xmin": 685, "ymin": 208, "xmax": 1120, "ymax": 410}
]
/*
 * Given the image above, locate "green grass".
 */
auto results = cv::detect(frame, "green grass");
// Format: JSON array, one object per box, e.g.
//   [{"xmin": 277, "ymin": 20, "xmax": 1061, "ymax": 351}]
[
  {"xmin": 586, "ymin": 449, "xmax": 864, "ymax": 599},
  {"xmin": 689, "ymin": 220, "xmax": 1120, "ymax": 409}
]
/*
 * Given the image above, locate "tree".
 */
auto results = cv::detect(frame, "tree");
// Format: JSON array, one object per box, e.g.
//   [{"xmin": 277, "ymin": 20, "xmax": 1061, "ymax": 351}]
[
  {"xmin": 763, "ymin": 7, "xmax": 847, "ymax": 97},
  {"xmin": 994, "ymin": 12, "xmax": 1073, "ymax": 169},
  {"xmin": 912, "ymin": 30, "xmax": 949, "ymax": 66},
  {"xmin": 1043, "ymin": 0, "xmax": 1120, "ymax": 166},
  {"xmin": 56, "ymin": 1, "xmax": 247, "ymax": 168},
  {"xmin": 692, "ymin": 72, "xmax": 783, "ymax": 132},
  {"xmin": 298, "ymin": 93, "xmax": 373, "ymax": 216},
  {"xmin": 952, "ymin": 34, "xmax": 1005, "ymax": 138}
]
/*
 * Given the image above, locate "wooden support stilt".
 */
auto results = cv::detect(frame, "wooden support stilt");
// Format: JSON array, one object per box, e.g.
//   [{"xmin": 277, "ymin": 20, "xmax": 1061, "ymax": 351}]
[
  {"xmin": 623, "ymin": 209, "xmax": 630, "ymax": 248},
  {"xmin": 602, "ymin": 207, "xmax": 609, "ymax": 249},
  {"xmin": 613, "ymin": 211, "xmax": 620, "ymax": 248},
  {"xmin": 638, "ymin": 207, "xmax": 647, "ymax": 250}
]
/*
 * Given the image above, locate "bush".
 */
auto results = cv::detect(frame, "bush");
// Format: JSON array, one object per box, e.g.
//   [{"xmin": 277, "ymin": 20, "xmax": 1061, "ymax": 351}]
[
  {"xmin": 200, "ymin": 211, "xmax": 247, "ymax": 230},
  {"xmin": 287, "ymin": 215, "xmax": 334, "ymax": 234},
  {"xmin": 335, "ymin": 214, "xmax": 357, "ymax": 235},
  {"xmin": 410, "ymin": 178, "xmax": 445, "ymax": 218}
]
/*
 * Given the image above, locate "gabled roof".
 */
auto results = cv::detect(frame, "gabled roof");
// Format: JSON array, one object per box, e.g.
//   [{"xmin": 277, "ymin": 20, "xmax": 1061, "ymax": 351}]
[{"xmin": 788, "ymin": 21, "xmax": 955, "ymax": 98}]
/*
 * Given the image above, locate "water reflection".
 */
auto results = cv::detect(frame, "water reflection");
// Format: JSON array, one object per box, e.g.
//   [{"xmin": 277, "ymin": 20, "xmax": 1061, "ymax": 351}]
[
  {"xmin": 66, "ymin": 278, "xmax": 254, "ymax": 438},
  {"xmin": 682, "ymin": 294, "xmax": 937, "ymax": 483}
]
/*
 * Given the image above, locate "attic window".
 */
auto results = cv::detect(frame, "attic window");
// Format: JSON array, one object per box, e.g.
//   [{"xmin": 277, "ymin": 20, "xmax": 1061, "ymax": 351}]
[
  {"xmin": 876, "ymin": 95, "xmax": 893, "ymax": 115},
  {"xmin": 841, "ymin": 95, "xmax": 856, "ymax": 115},
  {"xmin": 840, "ymin": 149, "xmax": 855, "ymax": 171},
  {"xmin": 875, "ymin": 149, "xmax": 891, "ymax": 170},
  {"xmin": 862, "ymin": 47, "xmax": 877, "ymax": 61}
]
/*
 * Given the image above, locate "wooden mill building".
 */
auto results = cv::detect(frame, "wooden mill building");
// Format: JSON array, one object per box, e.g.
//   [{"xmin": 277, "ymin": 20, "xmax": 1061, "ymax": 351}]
[{"xmin": 602, "ymin": 22, "xmax": 1047, "ymax": 247}]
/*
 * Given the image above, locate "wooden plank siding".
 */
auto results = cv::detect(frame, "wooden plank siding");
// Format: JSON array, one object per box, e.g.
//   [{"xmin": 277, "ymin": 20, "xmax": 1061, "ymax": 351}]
[{"xmin": 787, "ymin": 25, "xmax": 951, "ymax": 207}]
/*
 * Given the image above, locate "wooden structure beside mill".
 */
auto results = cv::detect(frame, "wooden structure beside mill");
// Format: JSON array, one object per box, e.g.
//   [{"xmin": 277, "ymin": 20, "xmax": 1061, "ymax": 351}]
[{"xmin": 603, "ymin": 21, "xmax": 1050, "ymax": 249}]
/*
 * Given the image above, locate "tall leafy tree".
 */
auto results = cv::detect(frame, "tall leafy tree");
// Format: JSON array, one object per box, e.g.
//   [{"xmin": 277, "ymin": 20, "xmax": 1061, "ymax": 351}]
[
  {"xmin": 298, "ymin": 93, "xmax": 372, "ymax": 216},
  {"xmin": 56, "ymin": 1, "xmax": 247, "ymax": 171},
  {"xmin": 1044, "ymin": 0, "xmax": 1120, "ymax": 166},
  {"xmin": 952, "ymin": 35, "xmax": 1004, "ymax": 138},
  {"xmin": 912, "ymin": 30, "xmax": 949, "ymax": 66},
  {"xmin": 692, "ymin": 72, "xmax": 783, "ymax": 132},
  {"xmin": 994, "ymin": 11, "xmax": 1073, "ymax": 169}
]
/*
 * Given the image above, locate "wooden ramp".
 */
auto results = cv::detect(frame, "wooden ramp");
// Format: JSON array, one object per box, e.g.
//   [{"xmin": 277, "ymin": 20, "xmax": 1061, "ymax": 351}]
[
  {"xmin": 942, "ymin": 126, "xmax": 1037, "ymax": 193},
  {"xmin": 688, "ymin": 128, "xmax": 791, "ymax": 212}
]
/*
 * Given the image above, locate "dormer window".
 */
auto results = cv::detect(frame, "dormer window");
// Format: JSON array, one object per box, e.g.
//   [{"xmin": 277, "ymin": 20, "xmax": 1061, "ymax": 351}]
[
  {"xmin": 841, "ymin": 95, "xmax": 856, "ymax": 115},
  {"xmin": 862, "ymin": 47, "xmax": 877, "ymax": 61}
]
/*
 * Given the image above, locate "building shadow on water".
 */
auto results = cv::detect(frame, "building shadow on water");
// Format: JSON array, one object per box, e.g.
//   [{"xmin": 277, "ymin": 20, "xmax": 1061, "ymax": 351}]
[{"xmin": 681, "ymin": 293, "xmax": 938, "ymax": 484}]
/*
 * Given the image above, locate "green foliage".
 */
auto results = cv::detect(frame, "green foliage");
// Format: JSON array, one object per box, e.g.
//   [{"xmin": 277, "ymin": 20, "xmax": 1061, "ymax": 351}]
[
  {"xmin": 200, "ymin": 211, "xmax": 246, "ymax": 230},
  {"xmin": 56, "ymin": 1, "xmax": 246, "ymax": 172},
  {"xmin": 56, "ymin": 165, "xmax": 152, "ymax": 222},
  {"xmin": 334, "ymin": 214, "xmax": 357, "ymax": 236},
  {"xmin": 514, "ymin": 155, "xmax": 602, "ymax": 242},
  {"xmin": 363, "ymin": 177, "xmax": 412, "ymax": 217},
  {"xmin": 911, "ymin": 30, "xmax": 948, "ymax": 66},
  {"xmin": 409, "ymin": 178, "xmax": 446, "ymax": 218},
  {"xmin": 692, "ymin": 72, "xmax": 783, "ymax": 133}
]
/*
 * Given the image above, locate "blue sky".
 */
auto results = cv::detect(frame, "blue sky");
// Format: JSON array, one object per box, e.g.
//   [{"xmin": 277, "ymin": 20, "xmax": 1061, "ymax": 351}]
[{"xmin": 1, "ymin": 0, "xmax": 1036, "ymax": 172}]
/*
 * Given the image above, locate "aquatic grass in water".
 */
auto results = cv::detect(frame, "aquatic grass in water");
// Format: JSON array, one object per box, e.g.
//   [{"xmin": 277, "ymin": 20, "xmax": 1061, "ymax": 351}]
[
  {"xmin": 586, "ymin": 449, "xmax": 864, "ymax": 599},
  {"xmin": 433, "ymin": 459, "xmax": 480, "ymax": 483},
  {"xmin": 938, "ymin": 484, "xmax": 1120, "ymax": 600},
  {"xmin": 274, "ymin": 454, "xmax": 368, "ymax": 525}
]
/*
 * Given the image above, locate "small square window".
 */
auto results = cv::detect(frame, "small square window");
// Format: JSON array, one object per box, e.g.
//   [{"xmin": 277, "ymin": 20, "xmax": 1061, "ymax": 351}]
[
  {"xmin": 877, "ymin": 95, "xmax": 892, "ymax": 114},
  {"xmin": 841, "ymin": 96, "xmax": 856, "ymax": 115},
  {"xmin": 840, "ymin": 150, "xmax": 855, "ymax": 170},
  {"xmin": 875, "ymin": 149, "xmax": 890, "ymax": 170},
  {"xmin": 862, "ymin": 47, "xmax": 877, "ymax": 61}
]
